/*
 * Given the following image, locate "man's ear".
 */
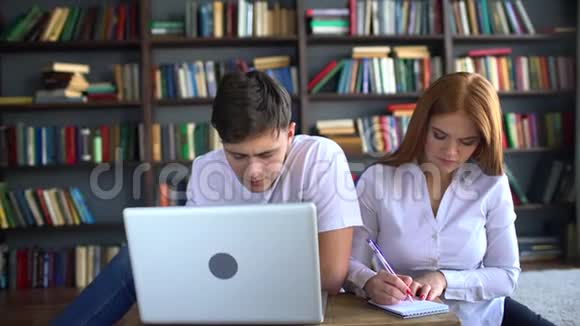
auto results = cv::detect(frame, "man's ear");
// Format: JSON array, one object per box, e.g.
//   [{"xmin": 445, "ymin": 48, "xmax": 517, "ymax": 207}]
[{"xmin": 287, "ymin": 122, "xmax": 296, "ymax": 139}]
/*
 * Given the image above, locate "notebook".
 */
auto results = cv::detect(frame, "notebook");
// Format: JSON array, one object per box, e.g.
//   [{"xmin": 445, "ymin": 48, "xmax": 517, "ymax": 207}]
[{"xmin": 369, "ymin": 299, "xmax": 449, "ymax": 319}]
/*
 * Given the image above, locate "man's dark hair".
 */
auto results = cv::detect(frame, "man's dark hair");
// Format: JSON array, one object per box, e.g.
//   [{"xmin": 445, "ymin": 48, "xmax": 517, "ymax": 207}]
[{"xmin": 211, "ymin": 70, "xmax": 291, "ymax": 143}]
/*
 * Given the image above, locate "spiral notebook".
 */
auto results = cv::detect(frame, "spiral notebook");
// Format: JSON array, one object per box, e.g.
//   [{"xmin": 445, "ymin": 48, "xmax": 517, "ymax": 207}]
[{"xmin": 369, "ymin": 299, "xmax": 449, "ymax": 319}]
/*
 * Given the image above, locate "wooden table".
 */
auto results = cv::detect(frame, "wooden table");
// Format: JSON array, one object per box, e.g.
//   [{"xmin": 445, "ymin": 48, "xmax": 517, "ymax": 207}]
[
  {"xmin": 0, "ymin": 289, "xmax": 460, "ymax": 326},
  {"xmin": 321, "ymin": 294, "xmax": 459, "ymax": 326}
]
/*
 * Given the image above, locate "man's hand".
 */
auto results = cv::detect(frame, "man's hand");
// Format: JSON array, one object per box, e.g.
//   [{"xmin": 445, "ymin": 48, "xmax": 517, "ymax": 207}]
[{"xmin": 414, "ymin": 271, "xmax": 447, "ymax": 301}]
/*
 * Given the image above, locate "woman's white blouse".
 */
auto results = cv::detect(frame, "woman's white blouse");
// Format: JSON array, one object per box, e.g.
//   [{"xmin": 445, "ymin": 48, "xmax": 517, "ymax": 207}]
[{"xmin": 347, "ymin": 163, "xmax": 521, "ymax": 326}]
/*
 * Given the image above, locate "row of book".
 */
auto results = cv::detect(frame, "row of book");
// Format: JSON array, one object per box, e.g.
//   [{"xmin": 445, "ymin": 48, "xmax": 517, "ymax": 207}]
[
  {"xmin": 518, "ymin": 236, "xmax": 563, "ymax": 262},
  {"xmin": 502, "ymin": 112, "xmax": 574, "ymax": 150},
  {"xmin": 504, "ymin": 160, "xmax": 575, "ymax": 206},
  {"xmin": 306, "ymin": 0, "xmax": 442, "ymax": 35},
  {"xmin": 455, "ymin": 49, "xmax": 576, "ymax": 91},
  {"xmin": 0, "ymin": 184, "xmax": 94, "ymax": 230},
  {"xmin": 449, "ymin": 0, "xmax": 534, "ymax": 35},
  {"xmin": 317, "ymin": 105, "xmax": 576, "ymax": 156},
  {"xmin": 306, "ymin": 0, "xmax": 442, "ymax": 36},
  {"xmin": 151, "ymin": 123, "xmax": 222, "ymax": 162},
  {"xmin": 153, "ymin": 0, "xmax": 296, "ymax": 38},
  {"xmin": 0, "ymin": 245, "xmax": 120, "ymax": 290},
  {"xmin": 1, "ymin": 2, "xmax": 139, "ymax": 42},
  {"xmin": 153, "ymin": 58, "xmax": 298, "ymax": 99},
  {"xmin": 316, "ymin": 103, "xmax": 414, "ymax": 155},
  {"xmin": 308, "ymin": 46, "xmax": 443, "ymax": 94},
  {"xmin": 0, "ymin": 124, "xmax": 144, "ymax": 167}
]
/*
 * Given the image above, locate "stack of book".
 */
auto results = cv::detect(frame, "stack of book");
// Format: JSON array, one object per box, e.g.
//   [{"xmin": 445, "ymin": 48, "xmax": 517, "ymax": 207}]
[
  {"xmin": 0, "ymin": 97, "xmax": 34, "ymax": 105},
  {"xmin": 449, "ymin": 0, "xmax": 534, "ymax": 35},
  {"xmin": 308, "ymin": 46, "xmax": 443, "ymax": 94},
  {"xmin": 84, "ymin": 83, "xmax": 117, "ymax": 102},
  {"xmin": 253, "ymin": 56, "xmax": 297, "ymax": 94},
  {"xmin": 150, "ymin": 21, "xmax": 184, "ymax": 36},
  {"xmin": 1, "ymin": 3, "xmax": 139, "ymax": 42},
  {"xmin": 0, "ymin": 183, "xmax": 94, "ymax": 229},
  {"xmin": 455, "ymin": 48, "xmax": 576, "ymax": 91},
  {"xmin": 316, "ymin": 119, "xmax": 360, "ymax": 154},
  {"xmin": 306, "ymin": 8, "xmax": 350, "ymax": 35},
  {"xmin": 36, "ymin": 62, "xmax": 89, "ymax": 104},
  {"xmin": 518, "ymin": 236, "xmax": 562, "ymax": 262}
]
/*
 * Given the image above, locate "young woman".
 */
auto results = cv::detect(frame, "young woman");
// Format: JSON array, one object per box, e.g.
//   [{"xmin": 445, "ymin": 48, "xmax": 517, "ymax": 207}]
[{"xmin": 346, "ymin": 72, "xmax": 554, "ymax": 326}]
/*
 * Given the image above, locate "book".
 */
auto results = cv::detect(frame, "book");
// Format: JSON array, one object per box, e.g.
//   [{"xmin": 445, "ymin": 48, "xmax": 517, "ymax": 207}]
[{"xmin": 369, "ymin": 299, "xmax": 449, "ymax": 319}]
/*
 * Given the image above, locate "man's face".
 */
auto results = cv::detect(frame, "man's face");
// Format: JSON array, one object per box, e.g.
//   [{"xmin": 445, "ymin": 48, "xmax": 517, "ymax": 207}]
[{"xmin": 223, "ymin": 123, "xmax": 295, "ymax": 193}]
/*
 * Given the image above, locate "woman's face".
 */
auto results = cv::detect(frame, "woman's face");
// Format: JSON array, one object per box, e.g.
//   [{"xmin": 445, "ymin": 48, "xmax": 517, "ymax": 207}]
[{"xmin": 423, "ymin": 111, "xmax": 481, "ymax": 175}]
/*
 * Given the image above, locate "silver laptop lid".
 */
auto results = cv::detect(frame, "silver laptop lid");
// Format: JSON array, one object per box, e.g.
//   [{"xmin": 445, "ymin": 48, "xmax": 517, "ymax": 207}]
[{"xmin": 123, "ymin": 203, "xmax": 323, "ymax": 324}]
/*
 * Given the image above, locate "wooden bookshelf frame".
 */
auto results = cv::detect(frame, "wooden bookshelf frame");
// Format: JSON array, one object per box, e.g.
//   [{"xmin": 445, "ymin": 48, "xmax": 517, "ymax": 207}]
[{"xmin": 0, "ymin": 0, "xmax": 577, "ymax": 262}]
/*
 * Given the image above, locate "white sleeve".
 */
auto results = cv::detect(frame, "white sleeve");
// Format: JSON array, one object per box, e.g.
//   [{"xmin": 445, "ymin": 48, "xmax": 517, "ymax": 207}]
[
  {"xmin": 303, "ymin": 141, "xmax": 362, "ymax": 233},
  {"xmin": 185, "ymin": 160, "xmax": 198, "ymax": 206},
  {"xmin": 441, "ymin": 174, "xmax": 520, "ymax": 302},
  {"xmin": 346, "ymin": 166, "xmax": 380, "ymax": 292}
]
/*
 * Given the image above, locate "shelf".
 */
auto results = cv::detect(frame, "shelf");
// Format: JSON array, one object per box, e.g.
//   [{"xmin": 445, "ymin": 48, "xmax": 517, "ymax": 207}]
[
  {"xmin": 307, "ymin": 35, "xmax": 444, "ymax": 45},
  {"xmin": 0, "ymin": 223, "xmax": 124, "ymax": 233},
  {"xmin": 515, "ymin": 203, "xmax": 575, "ymax": 212},
  {"xmin": 0, "ymin": 40, "xmax": 141, "ymax": 52},
  {"xmin": 453, "ymin": 33, "xmax": 576, "ymax": 43},
  {"xmin": 309, "ymin": 93, "xmax": 421, "ymax": 101},
  {"xmin": 156, "ymin": 98, "xmax": 214, "ymax": 106},
  {"xmin": 151, "ymin": 36, "xmax": 297, "ymax": 47},
  {"xmin": 1, "ymin": 161, "xmax": 144, "ymax": 170},
  {"xmin": 504, "ymin": 147, "xmax": 573, "ymax": 154},
  {"xmin": 156, "ymin": 95, "xmax": 299, "ymax": 106},
  {"xmin": 305, "ymin": 91, "xmax": 570, "ymax": 102},
  {"xmin": 341, "ymin": 146, "xmax": 573, "ymax": 161},
  {"xmin": 497, "ymin": 90, "xmax": 575, "ymax": 97},
  {"xmin": 0, "ymin": 101, "xmax": 141, "ymax": 111},
  {"xmin": 521, "ymin": 258, "xmax": 580, "ymax": 271},
  {"xmin": 153, "ymin": 160, "xmax": 193, "ymax": 166}
]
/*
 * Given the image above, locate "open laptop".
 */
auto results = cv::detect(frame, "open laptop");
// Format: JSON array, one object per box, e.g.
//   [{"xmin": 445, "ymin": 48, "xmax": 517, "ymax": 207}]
[{"xmin": 123, "ymin": 202, "xmax": 326, "ymax": 325}]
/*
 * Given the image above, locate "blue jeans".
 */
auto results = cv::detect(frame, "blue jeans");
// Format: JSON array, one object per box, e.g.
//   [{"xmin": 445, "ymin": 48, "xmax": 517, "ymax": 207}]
[{"xmin": 51, "ymin": 246, "xmax": 136, "ymax": 325}]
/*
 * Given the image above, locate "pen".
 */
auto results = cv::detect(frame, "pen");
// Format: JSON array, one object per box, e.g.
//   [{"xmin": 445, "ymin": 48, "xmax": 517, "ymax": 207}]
[{"xmin": 367, "ymin": 239, "xmax": 414, "ymax": 303}]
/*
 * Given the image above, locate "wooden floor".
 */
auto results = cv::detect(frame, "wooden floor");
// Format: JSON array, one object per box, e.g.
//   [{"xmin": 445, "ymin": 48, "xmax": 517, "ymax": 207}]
[{"xmin": 1, "ymin": 261, "xmax": 578, "ymax": 326}]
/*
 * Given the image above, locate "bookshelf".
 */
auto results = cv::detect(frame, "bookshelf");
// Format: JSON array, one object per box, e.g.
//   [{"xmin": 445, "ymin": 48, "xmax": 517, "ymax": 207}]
[
  {"xmin": 0, "ymin": 0, "xmax": 577, "ymax": 285},
  {"xmin": 452, "ymin": 33, "xmax": 576, "ymax": 42},
  {"xmin": 0, "ymin": 101, "xmax": 142, "ymax": 111},
  {"xmin": 0, "ymin": 40, "xmax": 142, "ymax": 52},
  {"xmin": 151, "ymin": 35, "xmax": 298, "ymax": 46}
]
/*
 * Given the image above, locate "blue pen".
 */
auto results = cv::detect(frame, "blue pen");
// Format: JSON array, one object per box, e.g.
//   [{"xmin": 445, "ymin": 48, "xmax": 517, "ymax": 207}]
[{"xmin": 367, "ymin": 239, "xmax": 414, "ymax": 303}]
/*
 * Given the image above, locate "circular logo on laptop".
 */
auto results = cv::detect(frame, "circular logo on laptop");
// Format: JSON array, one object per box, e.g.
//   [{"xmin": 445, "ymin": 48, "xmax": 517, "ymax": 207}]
[{"xmin": 209, "ymin": 253, "xmax": 238, "ymax": 279}]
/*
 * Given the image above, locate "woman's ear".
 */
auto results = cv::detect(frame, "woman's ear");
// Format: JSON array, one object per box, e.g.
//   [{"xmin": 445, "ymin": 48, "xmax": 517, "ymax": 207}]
[{"xmin": 287, "ymin": 122, "xmax": 296, "ymax": 139}]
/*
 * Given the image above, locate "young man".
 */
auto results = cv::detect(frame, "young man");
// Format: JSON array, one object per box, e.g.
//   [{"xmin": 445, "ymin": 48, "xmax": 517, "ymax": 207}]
[{"xmin": 52, "ymin": 71, "xmax": 362, "ymax": 325}]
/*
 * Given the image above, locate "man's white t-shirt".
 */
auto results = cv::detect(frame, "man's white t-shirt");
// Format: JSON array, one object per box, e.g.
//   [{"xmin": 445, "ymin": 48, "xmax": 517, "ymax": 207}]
[{"xmin": 185, "ymin": 135, "xmax": 362, "ymax": 233}]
